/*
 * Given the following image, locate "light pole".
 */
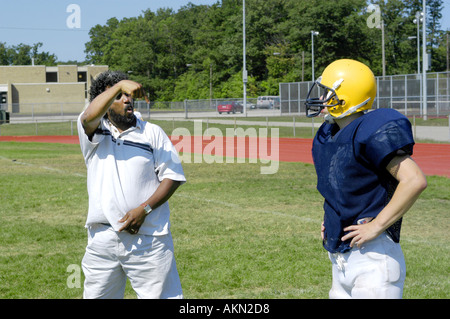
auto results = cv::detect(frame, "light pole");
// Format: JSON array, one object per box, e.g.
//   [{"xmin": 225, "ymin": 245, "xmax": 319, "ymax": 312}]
[
  {"xmin": 210, "ymin": 63, "xmax": 213, "ymax": 109},
  {"xmin": 413, "ymin": 11, "xmax": 423, "ymax": 75},
  {"xmin": 376, "ymin": 19, "xmax": 386, "ymax": 77},
  {"xmin": 311, "ymin": 31, "xmax": 319, "ymax": 81},
  {"xmin": 422, "ymin": 0, "xmax": 427, "ymax": 120},
  {"xmin": 413, "ymin": 11, "xmax": 423, "ymax": 117}
]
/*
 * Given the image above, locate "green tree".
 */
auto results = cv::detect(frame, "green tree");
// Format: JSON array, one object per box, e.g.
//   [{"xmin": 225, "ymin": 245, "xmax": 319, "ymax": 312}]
[
  {"xmin": 0, "ymin": 43, "xmax": 9, "ymax": 65},
  {"xmin": 0, "ymin": 42, "xmax": 57, "ymax": 66},
  {"xmin": 85, "ymin": 17, "xmax": 120, "ymax": 65},
  {"xmin": 83, "ymin": 0, "xmax": 446, "ymax": 101}
]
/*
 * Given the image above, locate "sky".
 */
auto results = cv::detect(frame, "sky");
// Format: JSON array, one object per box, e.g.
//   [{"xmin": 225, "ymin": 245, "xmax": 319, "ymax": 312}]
[
  {"xmin": 0, "ymin": 0, "xmax": 449, "ymax": 63},
  {"xmin": 0, "ymin": 0, "xmax": 218, "ymax": 62}
]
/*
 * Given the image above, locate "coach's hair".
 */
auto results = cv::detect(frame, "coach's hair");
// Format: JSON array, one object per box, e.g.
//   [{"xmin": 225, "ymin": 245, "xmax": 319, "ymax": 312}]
[{"xmin": 89, "ymin": 70, "xmax": 129, "ymax": 102}]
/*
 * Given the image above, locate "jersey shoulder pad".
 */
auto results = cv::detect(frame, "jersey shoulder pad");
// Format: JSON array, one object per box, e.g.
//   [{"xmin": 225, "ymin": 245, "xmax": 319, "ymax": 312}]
[{"xmin": 355, "ymin": 109, "xmax": 414, "ymax": 169}]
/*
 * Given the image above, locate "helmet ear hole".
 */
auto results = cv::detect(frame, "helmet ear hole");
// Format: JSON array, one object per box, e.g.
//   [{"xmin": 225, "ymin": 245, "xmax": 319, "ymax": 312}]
[{"xmin": 329, "ymin": 97, "xmax": 343, "ymax": 107}]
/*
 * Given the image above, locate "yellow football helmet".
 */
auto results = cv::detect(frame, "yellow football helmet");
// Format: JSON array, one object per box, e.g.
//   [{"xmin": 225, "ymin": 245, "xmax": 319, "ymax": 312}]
[{"xmin": 306, "ymin": 59, "xmax": 377, "ymax": 119}]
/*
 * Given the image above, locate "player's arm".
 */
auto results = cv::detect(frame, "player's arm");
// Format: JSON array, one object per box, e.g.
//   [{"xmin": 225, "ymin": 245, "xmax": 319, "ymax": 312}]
[
  {"xmin": 342, "ymin": 155, "xmax": 427, "ymax": 247},
  {"xmin": 81, "ymin": 80, "xmax": 146, "ymax": 136},
  {"xmin": 375, "ymin": 155, "xmax": 427, "ymax": 232}
]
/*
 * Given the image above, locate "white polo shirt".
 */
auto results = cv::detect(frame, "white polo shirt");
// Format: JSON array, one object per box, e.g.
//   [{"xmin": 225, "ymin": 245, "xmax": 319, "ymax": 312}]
[{"xmin": 77, "ymin": 112, "xmax": 186, "ymax": 236}]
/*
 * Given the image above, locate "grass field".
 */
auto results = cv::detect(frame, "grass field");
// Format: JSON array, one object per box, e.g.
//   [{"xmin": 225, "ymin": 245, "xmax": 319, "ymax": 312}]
[{"xmin": 0, "ymin": 140, "xmax": 448, "ymax": 299}]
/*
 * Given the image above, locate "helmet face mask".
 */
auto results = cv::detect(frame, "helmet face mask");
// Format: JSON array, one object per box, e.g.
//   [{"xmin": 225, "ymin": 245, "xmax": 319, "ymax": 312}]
[{"xmin": 306, "ymin": 77, "xmax": 343, "ymax": 118}]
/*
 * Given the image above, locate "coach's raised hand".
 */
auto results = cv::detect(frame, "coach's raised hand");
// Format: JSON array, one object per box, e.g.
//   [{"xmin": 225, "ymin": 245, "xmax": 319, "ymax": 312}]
[
  {"xmin": 81, "ymin": 80, "xmax": 148, "ymax": 136},
  {"xmin": 115, "ymin": 80, "xmax": 148, "ymax": 101}
]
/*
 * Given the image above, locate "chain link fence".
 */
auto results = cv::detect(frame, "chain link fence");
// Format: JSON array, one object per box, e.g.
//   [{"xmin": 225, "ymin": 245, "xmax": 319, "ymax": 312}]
[
  {"xmin": 3, "ymin": 71, "xmax": 449, "ymax": 123},
  {"xmin": 280, "ymin": 71, "xmax": 450, "ymax": 117},
  {"xmin": 134, "ymin": 98, "xmax": 259, "ymax": 118}
]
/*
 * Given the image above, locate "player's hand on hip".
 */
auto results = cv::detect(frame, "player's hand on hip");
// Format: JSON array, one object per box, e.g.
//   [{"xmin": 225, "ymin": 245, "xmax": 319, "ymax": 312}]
[{"xmin": 342, "ymin": 222, "xmax": 383, "ymax": 248}]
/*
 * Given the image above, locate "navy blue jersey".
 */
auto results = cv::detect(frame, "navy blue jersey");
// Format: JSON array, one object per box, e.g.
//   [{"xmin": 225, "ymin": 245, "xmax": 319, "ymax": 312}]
[{"xmin": 312, "ymin": 108, "xmax": 414, "ymax": 253}]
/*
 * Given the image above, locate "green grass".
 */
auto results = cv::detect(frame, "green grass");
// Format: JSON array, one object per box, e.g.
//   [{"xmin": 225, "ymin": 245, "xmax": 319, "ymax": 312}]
[
  {"xmin": 0, "ymin": 121, "xmax": 78, "ymax": 137},
  {"xmin": 407, "ymin": 115, "xmax": 449, "ymax": 127},
  {"xmin": 0, "ymin": 141, "xmax": 448, "ymax": 299}
]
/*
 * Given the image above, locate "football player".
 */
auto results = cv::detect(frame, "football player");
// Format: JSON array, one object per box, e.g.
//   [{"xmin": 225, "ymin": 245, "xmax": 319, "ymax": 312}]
[{"xmin": 306, "ymin": 59, "xmax": 427, "ymax": 298}]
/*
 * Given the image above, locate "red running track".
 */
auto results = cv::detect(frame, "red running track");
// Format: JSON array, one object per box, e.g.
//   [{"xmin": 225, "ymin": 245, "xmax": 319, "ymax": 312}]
[{"xmin": 1, "ymin": 135, "xmax": 449, "ymax": 178}]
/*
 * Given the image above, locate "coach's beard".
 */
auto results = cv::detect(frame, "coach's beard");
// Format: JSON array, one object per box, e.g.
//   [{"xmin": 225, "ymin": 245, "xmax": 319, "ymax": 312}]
[{"xmin": 108, "ymin": 106, "xmax": 136, "ymax": 131}]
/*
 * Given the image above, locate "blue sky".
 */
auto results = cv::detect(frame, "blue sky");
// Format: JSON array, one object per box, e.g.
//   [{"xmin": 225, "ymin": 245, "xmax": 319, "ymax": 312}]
[
  {"xmin": 0, "ymin": 0, "xmax": 449, "ymax": 62},
  {"xmin": 0, "ymin": 0, "xmax": 218, "ymax": 61}
]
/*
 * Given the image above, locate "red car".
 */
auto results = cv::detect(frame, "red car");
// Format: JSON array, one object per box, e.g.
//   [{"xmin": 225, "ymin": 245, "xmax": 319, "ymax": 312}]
[{"xmin": 217, "ymin": 101, "xmax": 243, "ymax": 114}]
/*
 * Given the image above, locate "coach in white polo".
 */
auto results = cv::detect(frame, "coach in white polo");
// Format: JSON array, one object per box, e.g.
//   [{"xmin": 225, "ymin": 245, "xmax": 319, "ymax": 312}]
[{"xmin": 77, "ymin": 70, "xmax": 186, "ymax": 299}]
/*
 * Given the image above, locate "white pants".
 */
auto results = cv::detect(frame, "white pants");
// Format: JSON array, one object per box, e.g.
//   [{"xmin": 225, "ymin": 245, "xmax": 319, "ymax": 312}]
[
  {"xmin": 82, "ymin": 224, "xmax": 183, "ymax": 299},
  {"xmin": 328, "ymin": 232, "xmax": 406, "ymax": 299}
]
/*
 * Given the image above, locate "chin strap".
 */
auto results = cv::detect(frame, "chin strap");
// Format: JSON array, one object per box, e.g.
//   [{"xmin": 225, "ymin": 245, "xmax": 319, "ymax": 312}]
[{"xmin": 324, "ymin": 114, "xmax": 335, "ymax": 124}]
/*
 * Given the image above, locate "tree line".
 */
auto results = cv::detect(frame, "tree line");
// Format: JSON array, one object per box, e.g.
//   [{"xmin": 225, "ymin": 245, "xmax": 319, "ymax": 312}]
[
  {"xmin": 0, "ymin": 42, "xmax": 57, "ymax": 66},
  {"xmin": 1, "ymin": 0, "xmax": 447, "ymax": 101}
]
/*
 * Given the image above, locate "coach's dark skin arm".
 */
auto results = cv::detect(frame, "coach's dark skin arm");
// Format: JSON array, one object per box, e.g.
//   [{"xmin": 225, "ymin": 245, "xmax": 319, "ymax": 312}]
[
  {"xmin": 81, "ymin": 80, "xmax": 146, "ymax": 136},
  {"xmin": 118, "ymin": 179, "xmax": 181, "ymax": 233}
]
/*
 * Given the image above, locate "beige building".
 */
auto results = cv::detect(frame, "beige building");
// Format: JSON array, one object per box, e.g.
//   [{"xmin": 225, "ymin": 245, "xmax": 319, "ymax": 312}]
[{"xmin": 0, "ymin": 64, "xmax": 108, "ymax": 117}]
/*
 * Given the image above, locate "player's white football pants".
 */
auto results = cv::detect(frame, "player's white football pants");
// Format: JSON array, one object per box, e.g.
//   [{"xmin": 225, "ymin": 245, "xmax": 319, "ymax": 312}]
[
  {"xmin": 328, "ymin": 232, "xmax": 406, "ymax": 299},
  {"xmin": 82, "ymin": 224, "xmax": 183, "ymax": 299}
]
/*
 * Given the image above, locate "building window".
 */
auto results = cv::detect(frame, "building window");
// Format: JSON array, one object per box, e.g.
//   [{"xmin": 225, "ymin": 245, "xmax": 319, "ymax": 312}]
[
  {"xmin": 46, "ymin": 72, "xmax": 58, "ymax": 82},
  {"xmin": 78, "ymin": 71, "xmax": 87, "ymax": 82},
  {"xmin": 0, "ymin": 92, "xmax": 7, "ymax": 104}
]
